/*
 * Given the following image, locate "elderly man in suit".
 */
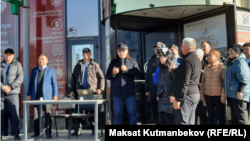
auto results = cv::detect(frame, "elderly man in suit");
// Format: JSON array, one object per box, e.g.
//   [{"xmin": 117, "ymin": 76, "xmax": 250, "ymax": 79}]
[{"xmin": 27, "ymin": 54, "xmax": 58, "ymax": 139}]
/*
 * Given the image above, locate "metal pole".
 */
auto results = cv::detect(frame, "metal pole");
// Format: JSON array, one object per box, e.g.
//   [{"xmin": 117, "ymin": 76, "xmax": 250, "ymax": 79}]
[
  {"xmin": 0, "ymin": 107, "xmax": 2, "ymax": 140},
  {"xmin": 20, "ymin": 0, "xmax": 30, "ymax": 134}
]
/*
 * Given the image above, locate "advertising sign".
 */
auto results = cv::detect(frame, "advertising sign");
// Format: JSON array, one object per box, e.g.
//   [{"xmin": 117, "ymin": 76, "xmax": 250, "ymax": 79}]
[
  {"xmin": 237, "ymin": 10, "xmax": 250, "ymax": 45},
  {"xmin": 1, "ymin": 0, "xmax": 19, "ymax": 61},
  {"xmin": 30, "ymin": 0, "xmax": 66, "ymax": 114},
  {"xmin": 184, "ymin": 14, "xmax": 228, "ymax": 49}
]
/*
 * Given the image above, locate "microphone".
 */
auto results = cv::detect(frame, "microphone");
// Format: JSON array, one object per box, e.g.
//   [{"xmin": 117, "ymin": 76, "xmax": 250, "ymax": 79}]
[{"xmin": 121, "ymin": 58, "xmax": 124, "ymax": 73}]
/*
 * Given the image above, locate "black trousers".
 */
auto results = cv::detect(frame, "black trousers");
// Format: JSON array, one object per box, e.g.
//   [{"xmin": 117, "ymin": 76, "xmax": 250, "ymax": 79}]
[
  {"xmin": 227, "ymin": 98, "xmax": 249, "ymax": 125},
  {"xmin": 33, "ymin": 105, "xmax": 52, "ymax": 136},
  {"xmin": 149, "ymin": 90, "xmax": 160, "ymax": 125},
  {"xmin": 175, "ymin": 94, "xmax": 200, "ymax": 125},
  {"xmin": 159, "ymin": 112, "xmax": 175, "ymax": 125},
  {"xmin": 195, "ymin": 101, "xmax": 208, "ymax": 125},
  {"xmin": 1, "ymin": 94, "xmax": 20, "ymax": 135},
  {"xmin": 204, "ymin": 96, "xmax": 225, "ymax": 125}
]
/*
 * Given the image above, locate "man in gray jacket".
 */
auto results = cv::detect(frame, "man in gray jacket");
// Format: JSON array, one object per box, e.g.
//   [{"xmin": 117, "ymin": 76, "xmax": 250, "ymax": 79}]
[{"xmin": 1, "ymin": 48, "xmax": 23, "ymax": 140}]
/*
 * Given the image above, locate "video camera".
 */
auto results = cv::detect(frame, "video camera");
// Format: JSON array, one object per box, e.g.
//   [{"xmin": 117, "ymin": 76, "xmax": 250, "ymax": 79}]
[{"xmin": 157, "ymin": 48, "xmax": 178, "ymax": 68}]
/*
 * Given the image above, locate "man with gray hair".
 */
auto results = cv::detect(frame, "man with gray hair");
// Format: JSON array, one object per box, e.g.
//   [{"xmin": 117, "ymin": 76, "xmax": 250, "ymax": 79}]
[{"xmin": 172, "ymin": 38, "xmax": 202, "ymax": 125}]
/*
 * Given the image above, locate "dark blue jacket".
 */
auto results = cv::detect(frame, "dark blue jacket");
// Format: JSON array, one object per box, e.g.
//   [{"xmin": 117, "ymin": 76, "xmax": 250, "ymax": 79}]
[
  {"xmin": 224, "ymin": 54, "xmax": 250, "ymax": 102},
  {"xmin": 145, "ymin": 55, "xmax": 160, "ymax": 93},
  {"xmin": 106, "ymin": 58, "xmax": 140, "ymax": 98},
  {"xmin": 27, "ymin": 66, "xmax": 58, "ymax": 100}
]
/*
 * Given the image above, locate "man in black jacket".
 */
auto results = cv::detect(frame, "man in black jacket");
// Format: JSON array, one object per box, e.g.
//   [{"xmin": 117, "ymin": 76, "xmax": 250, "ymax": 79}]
[
  {"xmin": 172, "ymin": 38, "xmax": 201, "ymax": 125},
  {"xmin": 145, "ymin": 42, "xmax": 165, "ymax": 125},
  {"xmin": 69, "ymin": 48, "xmax": 105, "ymax": 136},
  {"xmin": 106, "ymin": 43, "xmax": 140, "ymax": 125},
  {"xmin": 1, "ymin": 48, "xmax": 23, "ymax": 140}
]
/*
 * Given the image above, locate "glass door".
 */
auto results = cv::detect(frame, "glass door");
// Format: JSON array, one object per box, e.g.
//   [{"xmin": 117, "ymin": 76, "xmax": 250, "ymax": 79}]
[{"xmin": 67, "ymin": 40, "xmax": 98, "ymax": 89}]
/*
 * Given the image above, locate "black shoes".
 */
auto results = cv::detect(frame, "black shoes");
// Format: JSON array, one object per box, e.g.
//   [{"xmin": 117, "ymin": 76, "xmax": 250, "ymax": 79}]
[
  {"xmin": 30, "ymin": 134, "xmax": 39, "ymax": 138},
  {"xmin": 46, "ymin": 134, "xmax": 52, "ymax": 139},
  {"xmin": 71, "ymin": 130, "xmax": 82, "ymax": 136},
  {"xmin": 14, "ymin": 134, "xmax": 21, "ymax": 140}
]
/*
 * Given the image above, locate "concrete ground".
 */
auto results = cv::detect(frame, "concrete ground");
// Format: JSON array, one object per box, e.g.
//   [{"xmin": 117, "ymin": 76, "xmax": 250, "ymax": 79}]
[{"xmin": 1, "ymin": 129, "xmax": 105, "ymax": 141}]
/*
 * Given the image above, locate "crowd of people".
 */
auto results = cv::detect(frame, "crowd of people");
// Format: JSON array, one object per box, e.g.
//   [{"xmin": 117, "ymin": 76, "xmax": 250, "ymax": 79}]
[
  {"xmin": 1, "ymin": 38, "xmax": 250, "ymax": 140},
  {"xmin": 145, "ymin": 39, "xmax": 250, "ymax": 125}
]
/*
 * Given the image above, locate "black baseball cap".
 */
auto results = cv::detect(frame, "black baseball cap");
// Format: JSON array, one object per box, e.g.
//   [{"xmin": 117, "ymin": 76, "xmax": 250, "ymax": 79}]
[
  {"xmin": 117, "ymin": 43, "xmax": 128, "ymax": 50},
  {"xmin": 154, "ymin": 42, "xmax": 166, "ymax": 48},
  {"xmin": 4, "ymin": 48, "xmax": 14, "ymax": 54},
  {"xmin": 82, "ymin": 48, "xmax": 91, "ymax": 53},
  {"xmin": 232, "ymin": 44, "xmax": 242, "ymax": 55}
]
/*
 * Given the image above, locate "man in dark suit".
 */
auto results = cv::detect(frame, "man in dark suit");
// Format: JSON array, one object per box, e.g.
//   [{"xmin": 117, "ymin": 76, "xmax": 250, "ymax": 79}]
[{"xmin": 27, "ymin": 54, "xmax": 58, "ymax": 139}]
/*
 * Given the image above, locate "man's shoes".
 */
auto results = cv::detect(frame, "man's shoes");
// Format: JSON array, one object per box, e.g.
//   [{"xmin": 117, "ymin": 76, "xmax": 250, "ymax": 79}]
[
  {"xmin": 71, "ymin": 131, "xmax": 82, "ymax": 136},
  {"xmin": 2, "ymin": 133, "xmax": 8, "ymax": 136},
  {"xmin": 30, "ymin": 134, "xmax": 39, "ymax": 138},
  {"xmin": 14, "ymin": 134, "xmax": 21, "ymax": 140},
  {"xmin": 46, "ymin": 134, "xmax": 52, "ymax": 139}
]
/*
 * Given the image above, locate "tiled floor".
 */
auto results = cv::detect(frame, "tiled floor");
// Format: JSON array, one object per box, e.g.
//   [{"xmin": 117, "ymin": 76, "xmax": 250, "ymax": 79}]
[{"xmin": 1, "ymin": 130, "xmax": 105, "ymax": 141}]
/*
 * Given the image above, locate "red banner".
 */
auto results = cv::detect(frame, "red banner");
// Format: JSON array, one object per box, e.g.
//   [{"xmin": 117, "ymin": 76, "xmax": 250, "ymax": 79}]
[{"xmin": 29, "ymin": 0, "xmax": 66, "ymax": 114}]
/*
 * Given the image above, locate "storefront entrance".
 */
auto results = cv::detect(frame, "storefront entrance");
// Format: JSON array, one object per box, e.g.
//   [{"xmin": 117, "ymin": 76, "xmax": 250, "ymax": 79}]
[{"xmin": 108, "ymin": 5, "xmax": 237, "ymax": 124}]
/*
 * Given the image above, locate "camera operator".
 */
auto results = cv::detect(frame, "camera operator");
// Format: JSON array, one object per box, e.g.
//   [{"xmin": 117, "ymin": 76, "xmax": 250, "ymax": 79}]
[
  {"xmin": 145, "ymin": 42, "xmax": 165, "ymax": 125},
  {"xmin": 152, "ymin": 47, "xmax": 178, "ymax": 125}
]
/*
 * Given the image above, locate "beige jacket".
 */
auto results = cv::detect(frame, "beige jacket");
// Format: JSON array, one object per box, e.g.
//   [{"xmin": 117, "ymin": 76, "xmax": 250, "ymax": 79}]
[{"xmin": 200, "ymin": 62, "xmax": 226, "ymax": 98}]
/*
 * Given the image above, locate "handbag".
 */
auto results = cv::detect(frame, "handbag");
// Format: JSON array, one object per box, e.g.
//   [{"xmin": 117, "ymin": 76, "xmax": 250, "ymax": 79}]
[
  {"xmin": 57, "ymin": 95, "xmax": 75, "ymax": 110},
  {"xmin": 78, "ymin": 89, "xmax": 103, "ymax": 112}
]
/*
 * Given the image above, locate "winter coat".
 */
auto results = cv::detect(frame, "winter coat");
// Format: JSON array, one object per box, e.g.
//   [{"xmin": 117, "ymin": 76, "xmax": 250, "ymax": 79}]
[
  {"xmin": 200, "ymin": 62, "xmax": 226, "ymax": 98},
  {"xmin": 69, "ymin": 59, "xmax": 105, "ymax": 97},
  {"xmin": 1, "ymin": 60, "xmax": 23, "ymax": 95},
  {"xmin": 145, "ymin": 55, "xmax": 160, "ymax": 93},
  {"xmin": 223, "ymin": 54, "xmax": 250, "ymax": 102},
  {"xmin": 106, "ymin": 57, "xmax": 140, "ymax": 98},
  {"xmin": 157, "ymin": 67, "xmax": 174, "ymax": 114}
]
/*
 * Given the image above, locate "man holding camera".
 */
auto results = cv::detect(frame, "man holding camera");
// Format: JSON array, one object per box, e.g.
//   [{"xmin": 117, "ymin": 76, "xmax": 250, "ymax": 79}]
[
  {"xmin": 145, "ymin": 42, "xmax": 165, "ymax": 125},
  {"xmin": 172, "ymin": 38, "xmax": 201, "ymax": 125}
]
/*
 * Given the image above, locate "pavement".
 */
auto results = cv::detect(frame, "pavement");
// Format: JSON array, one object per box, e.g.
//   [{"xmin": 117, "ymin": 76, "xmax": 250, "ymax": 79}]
[{"xmin": 1, "ymin": 129, "xmax": 105, "ymax": 141}]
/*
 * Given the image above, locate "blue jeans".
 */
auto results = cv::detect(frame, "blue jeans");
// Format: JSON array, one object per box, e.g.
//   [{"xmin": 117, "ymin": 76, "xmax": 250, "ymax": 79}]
[{"xmin": 113, "ymin": 96, "xmax": 137, "ymax": 125}]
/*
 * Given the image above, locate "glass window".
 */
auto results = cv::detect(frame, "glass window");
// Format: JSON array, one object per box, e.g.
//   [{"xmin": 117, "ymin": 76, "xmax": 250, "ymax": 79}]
[
  {"xmin": 67, "ymin": 0, "xmax": 99, "ymax": 37},
  {"xmin": 184, "ymin": 14, "xmax": 228, "ymax": 57}
]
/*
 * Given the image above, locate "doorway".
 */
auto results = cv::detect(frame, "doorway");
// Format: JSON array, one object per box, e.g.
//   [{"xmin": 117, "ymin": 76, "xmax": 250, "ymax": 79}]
[{"xmin": 67, "ymin": 40, "xmax": 99, "ymax": 88}]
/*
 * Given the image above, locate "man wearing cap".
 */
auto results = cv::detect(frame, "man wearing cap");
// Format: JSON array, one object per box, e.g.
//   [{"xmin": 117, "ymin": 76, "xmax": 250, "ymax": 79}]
[
  {"xmin": 69, "ymin": 48, "xmax": 105, "ymax": 135},
  {"xmin": 1, "ymin": 48, "xmax": 23, "ymax": 140},
  {"xmin": 222, "ymin": 44, "xmax": 250, "ymax": 125},
  {"xmin": 144, "ymin": 41, "xmax": 164, "ymax": 125},
  {"xmin": 106, "ymin": 43, "xmax": 140, "ymax": 125}
]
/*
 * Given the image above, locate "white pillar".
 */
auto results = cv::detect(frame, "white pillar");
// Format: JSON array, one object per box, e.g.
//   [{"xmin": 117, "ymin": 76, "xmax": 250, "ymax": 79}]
[{"xmin": 20, "ymin": 0, "xmax": 30, "ymax": 134}]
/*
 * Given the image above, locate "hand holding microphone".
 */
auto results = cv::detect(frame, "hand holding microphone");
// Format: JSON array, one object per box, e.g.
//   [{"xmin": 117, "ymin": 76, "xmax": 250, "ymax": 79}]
[{"xmin": 121, "ymin": 58, "xmax": 127, "ymax": 73}]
